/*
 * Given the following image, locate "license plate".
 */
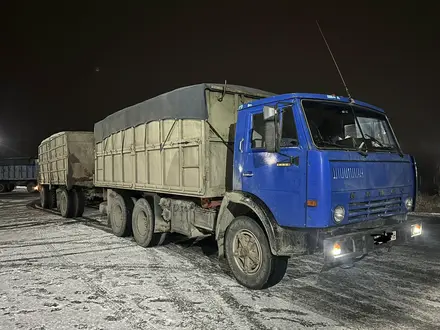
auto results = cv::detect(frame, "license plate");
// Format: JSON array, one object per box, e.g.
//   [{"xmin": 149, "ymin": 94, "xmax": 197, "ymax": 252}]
[{"xmin": 390, "ymin": 231, "xmax": 397, "ymax": 241}]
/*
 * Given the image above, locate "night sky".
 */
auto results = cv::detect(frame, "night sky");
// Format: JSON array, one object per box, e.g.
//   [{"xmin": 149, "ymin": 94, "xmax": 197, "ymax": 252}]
[{"xmin": 1, "ymin": 3, "xmax": 438, "ymax": 189}]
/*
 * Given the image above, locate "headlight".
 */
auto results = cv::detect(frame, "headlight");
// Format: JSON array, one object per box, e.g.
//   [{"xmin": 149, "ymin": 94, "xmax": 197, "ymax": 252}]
[
  {"xmin": 405, "ymin": 197, "xmax": 413, "ymax": 210},
  {"xmin": 333, "ymin": 205, "xmax": 345, "ymax": 223}
]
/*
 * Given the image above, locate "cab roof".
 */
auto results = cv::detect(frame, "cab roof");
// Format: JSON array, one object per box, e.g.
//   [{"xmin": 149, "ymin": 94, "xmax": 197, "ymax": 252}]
[{"xmin": 238, "ymin": 93, "xmax": 385, "ymax": 113}]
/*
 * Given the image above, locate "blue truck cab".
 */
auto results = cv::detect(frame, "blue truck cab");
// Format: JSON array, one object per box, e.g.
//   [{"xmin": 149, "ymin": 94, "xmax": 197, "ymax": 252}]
[{"xmin": 218, "ymin": 92, "xmax": 422, "ymax": 289}]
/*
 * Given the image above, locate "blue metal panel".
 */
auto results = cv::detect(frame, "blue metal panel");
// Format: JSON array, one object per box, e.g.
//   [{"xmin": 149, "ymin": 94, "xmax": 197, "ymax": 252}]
[
  {"xmin": 0, "ymin": 164, "xmax": 36, "ymax": 181},
  {"xmin": 306, "ymin": 150, "xmax": 414, "ymax": 228},
  {"xmin": 234, "ymin": 94, "xmax": 415, "ymax": 230},
  {"xmin": 234, "ymin": 101, "xmax": 308, "ymax": 228},
  {"xmin": 238, "ymin": 93, "xmax": 385, "ymax": 114}
]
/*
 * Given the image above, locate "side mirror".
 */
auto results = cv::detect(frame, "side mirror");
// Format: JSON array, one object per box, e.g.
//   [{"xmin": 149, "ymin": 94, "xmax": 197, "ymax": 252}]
[
  {"xmin": 263, "ymin": 106, "xmax": 276, "ymax": 120},
  {"xmin": 263, "ymin": 106, "xmax": 280, "ymax": 153}
]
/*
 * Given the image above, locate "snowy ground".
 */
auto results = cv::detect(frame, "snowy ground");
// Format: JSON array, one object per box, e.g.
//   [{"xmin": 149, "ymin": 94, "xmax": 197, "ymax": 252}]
[{"xmin": 1, "ymin": 189, "xmax": 440, "ymax": 330}]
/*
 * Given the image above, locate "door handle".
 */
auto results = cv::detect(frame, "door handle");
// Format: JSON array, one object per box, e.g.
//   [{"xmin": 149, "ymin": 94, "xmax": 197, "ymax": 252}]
[
  {"xmin": 243, "ymin": 171, "xmax": 253, "ymax": 177},
  {"xmin": 239, "ymin": 138, "xmax": 244, "ymax": 152}
]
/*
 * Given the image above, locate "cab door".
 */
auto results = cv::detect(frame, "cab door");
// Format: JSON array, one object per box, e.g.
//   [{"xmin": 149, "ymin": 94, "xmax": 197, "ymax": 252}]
[{"xmin": 237, "ymin": 104, "xmax": 308, "ymax": 228}]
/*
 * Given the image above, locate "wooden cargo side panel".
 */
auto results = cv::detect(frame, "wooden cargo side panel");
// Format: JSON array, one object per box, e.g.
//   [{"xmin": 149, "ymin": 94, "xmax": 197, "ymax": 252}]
[
  {"xmin": 204, "ymin": 90, "xmax": 261, "ymax": 196},
  {"xmin": 38, "ymin": 132, "xmax": 94, "ymax": 188},
  {"xmin": 38, "ymin": 133, "xmax": 68, "ymax": 186},
  {"xmin": 65, "ymin": 132, "xmax": 95, "ymax": 187},
  {"xmin": 95, "ymin": 118, "xmax": 205, "ymax": 196}
]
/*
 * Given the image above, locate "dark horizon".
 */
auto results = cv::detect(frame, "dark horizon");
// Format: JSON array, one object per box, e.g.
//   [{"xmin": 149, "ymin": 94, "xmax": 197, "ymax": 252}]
[{"xmin": 1, "ymin": 3, "xmax": 438, "ymax": 190}]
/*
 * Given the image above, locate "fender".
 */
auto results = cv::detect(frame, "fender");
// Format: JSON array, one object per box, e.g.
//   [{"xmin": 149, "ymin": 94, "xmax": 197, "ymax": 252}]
[{"xmin": 215, "ymin": 191, "xmax": 280, "ymax": 257}]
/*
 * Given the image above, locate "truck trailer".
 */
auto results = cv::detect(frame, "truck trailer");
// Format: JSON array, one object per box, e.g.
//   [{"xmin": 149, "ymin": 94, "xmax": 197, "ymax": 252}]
[
  {"xmin": 0, "ymin": 157, "xmax": 38, "ymax": 193},
  {"xmin": 37, "ymin": 131, "xmax": 96, "ymax": 217},
  {"xmin": 37, "ymin": 83, "xmax": 422, "ymax": 289}
]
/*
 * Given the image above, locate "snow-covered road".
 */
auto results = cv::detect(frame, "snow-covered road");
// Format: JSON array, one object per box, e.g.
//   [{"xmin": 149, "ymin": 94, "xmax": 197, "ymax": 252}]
[{"xmin": 1, "ymin": 190, "xmax": 439, "ymax": 329}]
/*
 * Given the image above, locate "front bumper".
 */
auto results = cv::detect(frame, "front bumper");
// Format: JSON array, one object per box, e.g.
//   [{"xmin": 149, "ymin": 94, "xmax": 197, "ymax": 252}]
[{"xmin": 322, "ymin": 217, "xmax": 423, "ymax": 266}]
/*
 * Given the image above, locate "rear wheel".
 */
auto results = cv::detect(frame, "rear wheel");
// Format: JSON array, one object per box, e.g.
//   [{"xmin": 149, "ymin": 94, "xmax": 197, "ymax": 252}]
[
  {"xmin": 0, "ymin": 183, "xmax": 6, "ymax": 193},
  {"xmin": 132, "ymin": 198, "xmax": 164, "ymax": 247},
  {"xmin": 59, "ymin": 188, "xmax": 75, "ymax": 218},
  {"xmin": 49, "ymin": 189, "xmax": 57, "ymax": 208},
  {"xmin": 109, "ymin": 192, "xmax": 133, "ymax": 237},
  {"xmin": 225, "ymin": 216, "xmax": 287, "ymax": 289},
  {"xmin": 72, "ymin": 188, "xmax": 85, "ymax": 217},
  {"xmin": 40, "ymin": 185, "xmax": 50, "ymax": 208}
]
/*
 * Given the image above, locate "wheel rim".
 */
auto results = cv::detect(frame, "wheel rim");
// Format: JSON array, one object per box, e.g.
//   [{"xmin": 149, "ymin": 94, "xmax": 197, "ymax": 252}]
[
  {"xmin": 112, "ymin": 205, "xmax": 123, "ymax": 231},
  {"xmin": 232, "ymin": 229, "xmax": 263, "ymax": 275},
  {"xmin": 60, "ymin": 192, "xmax": 67, "ymax": 214},
  {"xmin": 136, "ymin": 210, "xmax": 149, "ymax": 238}
]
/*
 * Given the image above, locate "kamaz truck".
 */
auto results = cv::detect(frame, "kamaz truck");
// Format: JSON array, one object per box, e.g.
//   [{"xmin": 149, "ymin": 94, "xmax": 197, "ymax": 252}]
[{"xmin": 38, "ymin": 84, "xmax": 422, "ymax": 289}]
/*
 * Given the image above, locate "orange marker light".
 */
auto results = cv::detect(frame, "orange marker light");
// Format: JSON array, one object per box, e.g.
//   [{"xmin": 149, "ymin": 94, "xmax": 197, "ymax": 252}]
[
  {"xmin": 332, "ymin": 242, "xmax": 342, "ymax": 256},
  {"xmin": 307, "ymin": 200, "xmax": 318, "ymax": 207}
]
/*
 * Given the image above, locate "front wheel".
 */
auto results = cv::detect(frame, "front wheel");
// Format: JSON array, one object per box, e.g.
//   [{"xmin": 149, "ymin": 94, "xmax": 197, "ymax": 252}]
[{"xmin": 225, "ymin": 216, "xmax": 288, "ymax": 290}]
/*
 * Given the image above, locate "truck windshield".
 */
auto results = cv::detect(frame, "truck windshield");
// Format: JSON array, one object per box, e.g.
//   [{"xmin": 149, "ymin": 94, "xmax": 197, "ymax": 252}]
[{"xmin": 302, "ymin": 99, "xmax": 398, "ymax": 152}]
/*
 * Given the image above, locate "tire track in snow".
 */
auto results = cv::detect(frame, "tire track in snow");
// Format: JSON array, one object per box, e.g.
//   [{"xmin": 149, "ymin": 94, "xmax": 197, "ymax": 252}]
[{"xmin": 35, "ymin": 225, "xmax": 162, "ymax": 330}]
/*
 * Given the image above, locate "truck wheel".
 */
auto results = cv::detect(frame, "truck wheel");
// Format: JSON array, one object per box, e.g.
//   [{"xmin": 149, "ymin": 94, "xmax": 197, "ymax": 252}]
[
  {"xmin": 132, "ymin": 198, "xmax": 163, "ymax": 247},
  {"xmin": 6, "ymin": 184, "xmax": 15, "ymax": 192},
  {"xmin": 59, "ymin": 188, "xmax": 75, "ymax": 218},
  {"xmin": 49, "ymin": 189, "xmax": 57, "ymax": 209},
  {"xmin": 26, "ymin": 182, "xmax": 36, "ymax": 193},
  {"xmin": 72, "ymin": 188, "xmax": 85, "ymax": 217},
  {"xmin": 225, "ymin": 216, "xmax": 287, "ymax": 289},
  {"xmin": 40, "ymin": 185, "xmax": 50, "ymax": 208},
  {"xmin": 109, "ymin": 192, "xmax": 133, "ymax": 237},
  {"xmin": 0, "ymin": 184, "xmax": 6, "ymax": 193}
]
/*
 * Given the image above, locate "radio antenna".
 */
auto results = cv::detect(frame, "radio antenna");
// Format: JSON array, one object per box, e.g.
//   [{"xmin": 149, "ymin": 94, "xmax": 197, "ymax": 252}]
[{"xmin": 316, "ymin": 20, "xmax": 353, "ymax": 103}]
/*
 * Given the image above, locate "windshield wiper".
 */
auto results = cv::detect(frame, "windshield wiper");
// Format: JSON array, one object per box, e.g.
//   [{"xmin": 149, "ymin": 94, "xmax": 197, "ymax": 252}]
[
  {"xmin": 357, "ymin": 142, "xmax": 368, "ymax": 157},
  {"xmin": 364, "ymin": 134, "xmax": 403, "ymax": 156},
  {"xmin": 364, "ymin": 134, "xmax": 384, "ymax": 147},
  {"xmin": 319, "ymin": 141, "xmax": 354, "ymax": 152},
  {"xmin": 319, "ymin": 140, "xmax": 368, "ymax": 157}
]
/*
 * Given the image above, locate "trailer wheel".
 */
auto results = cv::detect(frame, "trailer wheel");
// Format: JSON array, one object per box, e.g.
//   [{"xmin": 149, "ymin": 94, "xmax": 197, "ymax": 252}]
[
  {"xmin": 49, "ymin": 189, "xmax": 57, "ymax": 209},
  {"xmin": 59, "ymin": 188, "xmax": 75, "ymax": 218},
  {"xmin": 132, "ymin": 198, "xmax": 163, "ymax": 247},
  {"xmin": 40, "ymin": 185, "xmax": 50, "ymax": 208},
  {"xmin": 5, "ymin": 184, "xmax": 15, "ymax": 192},
  {"xmin": 0, "ymin": 183, "xmax": 6, "ymax": 193},
  {"xmin": 224, "ymin": 216, "xmax": 287, "ymax": 290},
  {"xmin": 26, "ymin": 182, "xmax": 36, "ymax": 193},
  {"xmin": 72, "ymin": 188, "xmax": 85, "ymax": 217},
  {"xmin": 109, "ymin": 192, "xmax": 133, "ymax": 237}
]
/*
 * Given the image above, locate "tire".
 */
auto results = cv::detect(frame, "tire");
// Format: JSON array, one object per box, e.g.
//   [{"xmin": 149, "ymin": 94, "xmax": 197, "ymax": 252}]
[
  {"xmin": 49, "ymin": 189, "xmax": 57, "ymax": 209},
  {"xmin": 59, "ymin": 188, "xmax": 75, "ymax": 218},
  {"xmin": 109, "ymin": 192, "xmax": 133, "ymax": 237},
  {"xmin": 0, "ymin": 183, "xmax": 7, "ymax": 193},
  {"xmin": 72, "ymin": 188, "xmax": 85, "ymax": 217},
  {"xmin": 26, "ymin": 182, "xmax": 36, "ymax": 193},
  {"xmin": 225, "ymin": 216, "xmax": 287, "ymax": 290},
  {"xmin": 40, "ymin": 185, "xmax": 50, "ymax": 208},
  {"xmin": 132, "ymin": 198, "xmax": 164, "ymax": 247},
  {"xmin": 7, "ymin": 184, "xmax": 15, "ymax": 192}
]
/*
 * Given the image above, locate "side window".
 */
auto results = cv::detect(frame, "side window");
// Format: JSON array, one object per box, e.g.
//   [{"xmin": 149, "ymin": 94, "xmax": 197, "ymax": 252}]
[
  {"xmin": 251, "ymin": 113, "xmax": 265, "ymax": 149},
  {"xmin": 280, "ymin": 107, "xmax": 298, "ymax": 147}
]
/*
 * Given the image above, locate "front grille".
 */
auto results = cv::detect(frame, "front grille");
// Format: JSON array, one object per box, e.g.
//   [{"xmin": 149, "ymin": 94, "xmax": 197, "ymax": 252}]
[{"xmin": 348, "ymin": 196, "xmax": 403, "ymax": 222}]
